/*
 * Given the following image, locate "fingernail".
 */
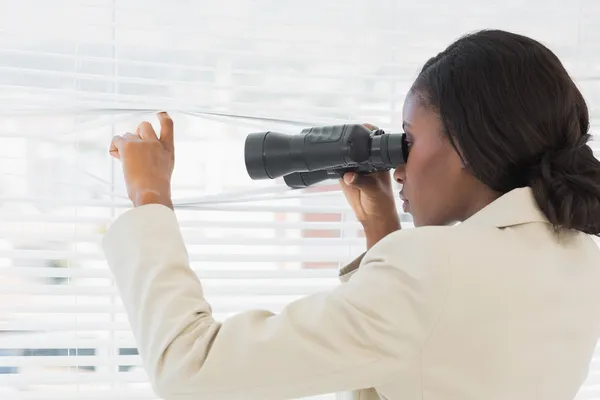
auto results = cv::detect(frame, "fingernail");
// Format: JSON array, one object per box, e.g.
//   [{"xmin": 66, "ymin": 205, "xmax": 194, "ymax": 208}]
[{"xmin": 344, "ymin": 173, "xmax": 355, "ymax": 184}]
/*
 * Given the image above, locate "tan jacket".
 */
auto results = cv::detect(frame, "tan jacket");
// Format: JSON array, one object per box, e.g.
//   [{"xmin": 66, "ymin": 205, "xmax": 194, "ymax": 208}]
[{"xmin": 103, "ymin": 188, "xmax": 600, "ymax": 400}]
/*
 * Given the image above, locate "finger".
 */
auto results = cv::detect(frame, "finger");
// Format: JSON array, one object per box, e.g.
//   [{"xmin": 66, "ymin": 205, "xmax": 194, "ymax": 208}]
[
  {"xmin": 343, "ymin": 171, "xmax": 385, "ymax": 193},
  {"xmin": 109, "ymin": 135, "xmax": 125, "ymax": 159},
  {"xmin": 137, "ymin": 121, "xmax": 158, "ymax": 141},
  {"xmin": 111, "ymin": 132, "xmax": 140, "ymax": 159},
  {"xmin": 362, "ymin": 123, "xmax": 379, "ymax": 131},
  {"xmin": 343, "ymin": 172, "xmax": 358, "ymax": 185},
  {"xmin": 122, "ymin": 132, "xmax": 141, "ymax": 141},
  {"xmin": 157, "ymin": 112, "xmax": 174, "ymax": 151}
]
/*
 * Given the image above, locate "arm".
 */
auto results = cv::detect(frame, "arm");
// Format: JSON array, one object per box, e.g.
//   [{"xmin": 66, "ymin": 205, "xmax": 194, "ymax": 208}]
[
  {"xmin": 103, "ymin": 205, "xmax": 449, "ymax": 400},
  {"xmin": 339, "ymin": 220, "xmax": 401, "ymax": 283}
]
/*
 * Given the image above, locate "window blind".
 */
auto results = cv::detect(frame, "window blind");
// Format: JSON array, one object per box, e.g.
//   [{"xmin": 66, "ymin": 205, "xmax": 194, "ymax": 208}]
[{"xmin": 0, "ymin": 1, "xmax": 599, "ymax": 399}]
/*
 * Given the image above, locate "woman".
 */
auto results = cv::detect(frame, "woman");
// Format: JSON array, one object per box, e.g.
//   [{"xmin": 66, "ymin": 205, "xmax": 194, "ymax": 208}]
[{"xmin": 105, "ymin": 30, "xmax": 600, "ymax": 400}]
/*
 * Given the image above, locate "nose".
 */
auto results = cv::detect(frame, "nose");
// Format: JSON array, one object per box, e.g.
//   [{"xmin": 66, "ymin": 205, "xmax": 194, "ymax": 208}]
[{"xmin": 393, "ymin": 165, "xmax": 406, "ymax": 185}]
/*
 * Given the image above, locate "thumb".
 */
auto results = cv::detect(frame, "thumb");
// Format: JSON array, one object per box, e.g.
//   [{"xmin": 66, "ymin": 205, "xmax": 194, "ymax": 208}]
[{"xmin": 157, "ymin": 111, "xmax": 174, "ymax": 152}]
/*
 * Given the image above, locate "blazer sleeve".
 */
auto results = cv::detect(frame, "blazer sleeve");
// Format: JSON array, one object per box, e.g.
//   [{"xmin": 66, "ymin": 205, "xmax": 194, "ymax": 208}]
[{"xmin": 102, "ymin": 204, "xmax": 450, "ymax": 400}]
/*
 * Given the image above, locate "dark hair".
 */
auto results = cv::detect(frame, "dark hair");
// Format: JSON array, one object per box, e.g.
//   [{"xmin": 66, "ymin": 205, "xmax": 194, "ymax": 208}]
[{"xmin": 412, "ymin": 29, "xmax": 600, "ymax": 235}]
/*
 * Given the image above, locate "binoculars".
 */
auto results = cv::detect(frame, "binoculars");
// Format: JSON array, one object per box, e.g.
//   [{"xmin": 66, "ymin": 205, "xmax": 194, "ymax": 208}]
[{"xmin": 244, "ymin": 124, "xmax": 409, "ymax": 188}]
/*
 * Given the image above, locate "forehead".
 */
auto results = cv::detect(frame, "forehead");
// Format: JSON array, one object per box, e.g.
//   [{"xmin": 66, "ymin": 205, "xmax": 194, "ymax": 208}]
[{"xmin": 402, "ymin": 92, "xmax": 443, "ymax": 134}]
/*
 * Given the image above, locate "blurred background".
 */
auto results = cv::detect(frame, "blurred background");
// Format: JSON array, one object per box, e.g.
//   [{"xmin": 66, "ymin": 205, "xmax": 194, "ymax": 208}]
[{"xmin": 0, "ymin": 1, "xmax": 598, "ymax": 399}]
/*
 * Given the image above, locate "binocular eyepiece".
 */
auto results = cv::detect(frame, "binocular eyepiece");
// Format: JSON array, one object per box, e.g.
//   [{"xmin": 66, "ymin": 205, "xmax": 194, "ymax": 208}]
[{"xmin": 244, "ymin": 124, "xmax": 408, "ymax": 188}]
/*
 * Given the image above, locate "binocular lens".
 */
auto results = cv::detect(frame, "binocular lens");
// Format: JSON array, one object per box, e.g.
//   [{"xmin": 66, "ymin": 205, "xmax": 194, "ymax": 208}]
[{"xmin": 245, "ymin": 131, "xmax": 310, "ymax": 180}]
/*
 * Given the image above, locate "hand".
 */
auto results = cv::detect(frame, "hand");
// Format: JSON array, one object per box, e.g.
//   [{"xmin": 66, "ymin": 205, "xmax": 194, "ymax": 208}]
[
  {"xmin": 340, "ymin": 123, "xmax": 400, "ymax": 249},
  {"xmin": 109, "ymin": 112, "xmax": 175, "ymax": 209}
]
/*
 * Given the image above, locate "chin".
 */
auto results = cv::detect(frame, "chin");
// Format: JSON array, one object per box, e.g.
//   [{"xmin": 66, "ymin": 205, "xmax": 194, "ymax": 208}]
[
  {"xmin": 413, "ymin": 220, "xmax": 427, "ymax": 228},
  {"xmin": 410, "ymin": 214, "xmax": 424, "ymax": 228},
  {"xmin": 411, "ymin": 214, "xmax": 449, "ymax": 228}
]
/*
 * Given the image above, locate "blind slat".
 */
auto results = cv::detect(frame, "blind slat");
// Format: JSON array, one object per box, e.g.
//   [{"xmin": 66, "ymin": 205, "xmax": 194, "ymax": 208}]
[
  {"xmin": 3, "ymin": 314, "xmax": 232, "ymax": 332},
  {"xmin": 0, "ymin": 337, "xmax": 137, "ymax": 349},
  {"xmin": 0, "ymin": 371, "xmax": 149, "ymax": 385},
  {"xmin": 0, "ymin": 250, "xmax": 357, "ymax": 262},
  {"xmin": 0, "ymin": 266, "xmax": 339, "ymax": 279},
  {"xmin": 0, "ymin": 281, "xmax": 338, "ymax": 296},
  {"xmin": 0, "ymin": 196, "xmax": 359, "ymax": 212},
  {"xmin": 1, "ymin": 302, "xmax": 289, "ymax": 317},
  {"xmin": 0, "ymin": 390, "xmax": 158, "ymax": 400},
  {"xmin": 0, "ymin": 355, "xmax": 142, "ymax": 367},
  {"xmin": 0, "ymin": 66, "xmax": 405, "ymax": 99},
  {"xmin": 0, "ymin": 234, "xmax": 366, "ymax": 246},
  {"xmin": 0, "ymin": 48, "xmax": 407, "ymax": 80}
]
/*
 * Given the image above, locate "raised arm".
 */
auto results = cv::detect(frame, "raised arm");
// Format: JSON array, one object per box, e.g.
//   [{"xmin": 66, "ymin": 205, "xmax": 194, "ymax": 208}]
[{"xmin": 103, "ymin": 205, "xmax": 449, "ymax": 399}]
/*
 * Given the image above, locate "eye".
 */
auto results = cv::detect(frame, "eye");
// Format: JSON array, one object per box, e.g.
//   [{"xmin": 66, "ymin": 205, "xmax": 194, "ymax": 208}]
[{"xmin": 401, "ymin": 133, "xmax": 412, "ymax": 162}]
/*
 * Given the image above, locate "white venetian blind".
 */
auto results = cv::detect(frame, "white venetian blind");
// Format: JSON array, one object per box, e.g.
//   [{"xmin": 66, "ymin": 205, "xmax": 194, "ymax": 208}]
[{"xmin": 0, "ymin": 1, "xmax": 598, "ymax": 399}]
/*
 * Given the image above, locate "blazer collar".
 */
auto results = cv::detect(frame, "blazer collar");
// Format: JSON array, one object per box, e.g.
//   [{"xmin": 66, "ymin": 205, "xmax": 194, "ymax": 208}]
[{"xmin": 462, "ymin": 187, "xmax": 548, "ymax": 228}]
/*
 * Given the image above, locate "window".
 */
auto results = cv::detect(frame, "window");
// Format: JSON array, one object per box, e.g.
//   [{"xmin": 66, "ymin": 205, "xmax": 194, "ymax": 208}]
[{"xmin": 0, "ymin": 1, "xmax": 599, "ymax": 399}]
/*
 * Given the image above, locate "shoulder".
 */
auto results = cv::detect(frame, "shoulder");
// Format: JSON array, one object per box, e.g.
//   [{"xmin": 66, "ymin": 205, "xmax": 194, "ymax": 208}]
[
  {"xmin": 363, "ymin": 222, "xmax": 600, "ymax": 283},
  {"xmin": 363, "ymin": 225, "xmax": 462, "ymax": 268},
  {"xmin": 369, "ymin": 225, "xmax": 456, "ymax": 254},
  {"xmin": 343, "ymin": 226, "xmax": 462, "ymax": 345},
  {"xmin": 353, "ymin": 225, "xmax": 461, "ymax": 299},
  {"xmin": 366, "ymin": 222, "xmax": 527, "ymax": 263},
  {"xmin": 357, "ymin": 224, "xmax": 505, "ymax": 284}
]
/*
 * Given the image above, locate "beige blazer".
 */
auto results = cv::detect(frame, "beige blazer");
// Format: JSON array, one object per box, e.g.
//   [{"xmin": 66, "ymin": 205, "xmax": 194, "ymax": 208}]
[{"xmin": 103, "ymin": 188, "xmax": 600, "ymax": 400}]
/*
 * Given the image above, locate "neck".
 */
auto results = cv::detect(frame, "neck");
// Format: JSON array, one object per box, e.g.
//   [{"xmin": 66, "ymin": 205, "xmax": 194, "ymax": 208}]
[{"xmin": 461, "ymin": 187, "xmax": 502, "ymax": 222}]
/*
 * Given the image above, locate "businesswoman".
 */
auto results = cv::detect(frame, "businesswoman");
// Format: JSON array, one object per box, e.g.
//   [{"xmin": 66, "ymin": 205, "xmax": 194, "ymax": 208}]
[{"xmin": 104, "ymin": 30, "xmax": 600, "ymax": 400}]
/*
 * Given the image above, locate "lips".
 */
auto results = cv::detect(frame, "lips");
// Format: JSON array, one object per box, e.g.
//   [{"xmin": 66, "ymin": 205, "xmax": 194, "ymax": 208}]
[
  {"xmin": 399, "ymin": 192, "xmax": 409, "ymax": 212},
  {"xmin": 402, "ymin": 200, "xmax": 410, "ymax": 212}
]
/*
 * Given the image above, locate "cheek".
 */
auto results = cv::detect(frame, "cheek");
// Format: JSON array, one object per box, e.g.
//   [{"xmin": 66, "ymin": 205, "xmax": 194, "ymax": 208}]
[
  {"xmin": 405, "ymin": 148, "xmax": 441, "ymax": 187},
  {"xmin": 407, "ymin": 138, "xmax": 459, "ymax": 182},
  {"xmin": 404, "ymin": 143, "xmax": 460, "ymax": 207}
]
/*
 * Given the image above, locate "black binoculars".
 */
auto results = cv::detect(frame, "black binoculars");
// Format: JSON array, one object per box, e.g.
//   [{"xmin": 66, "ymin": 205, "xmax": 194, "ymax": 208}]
[{"xmin": 244, "ymin": 124, "xmax": 409, "ymax": 188}]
